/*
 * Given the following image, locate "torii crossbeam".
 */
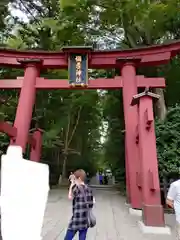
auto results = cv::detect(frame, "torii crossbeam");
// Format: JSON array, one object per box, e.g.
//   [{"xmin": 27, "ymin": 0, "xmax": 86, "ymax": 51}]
[{"xmin": 0, "ymin": 76, "xmax": 165, "ymax": 89}]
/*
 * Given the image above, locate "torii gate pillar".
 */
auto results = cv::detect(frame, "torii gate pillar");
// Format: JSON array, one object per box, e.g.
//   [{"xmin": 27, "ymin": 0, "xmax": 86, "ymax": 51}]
[
  {"xmin": 121, "ymin": 61, "xmax": 141, "ymax": 209},
  {"xmin": 12, "ymin": 59, "xmax": 42, "ymax": 152},
  {"xmin": 132, "ymin": 90, "xmax": 164, "ymax": 227}
]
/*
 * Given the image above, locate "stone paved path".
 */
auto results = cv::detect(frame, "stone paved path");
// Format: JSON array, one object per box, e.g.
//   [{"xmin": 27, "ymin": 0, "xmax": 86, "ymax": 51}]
[{"xmin": 42, "ymin": 188, "xmax": 176, "ymax": 240}]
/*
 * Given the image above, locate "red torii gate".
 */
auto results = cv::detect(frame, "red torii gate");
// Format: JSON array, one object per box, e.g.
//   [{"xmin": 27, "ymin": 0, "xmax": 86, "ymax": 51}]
[
  {"xmin": 0, "ymin": 121, "xmax": 42, "ymax": 162},
  {"xmin": 1, "ymin": 41, "xmax": 180, "ymax": 229}
]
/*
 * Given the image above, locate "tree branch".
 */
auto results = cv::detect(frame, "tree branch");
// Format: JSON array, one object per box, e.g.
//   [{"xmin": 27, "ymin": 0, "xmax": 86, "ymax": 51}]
[
  {"xmin": 64, "ymin": 110, "xmax": 71, "ymax": 153},
  {"xmin": 67, "ymin": 106, "xmax": 82, "ymax": 147}
]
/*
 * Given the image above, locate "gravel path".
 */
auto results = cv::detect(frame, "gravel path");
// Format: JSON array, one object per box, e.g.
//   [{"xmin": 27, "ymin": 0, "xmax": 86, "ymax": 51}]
[{"xmin": 42, "ymin": 188, "xmax": 176, "ymax": 240}]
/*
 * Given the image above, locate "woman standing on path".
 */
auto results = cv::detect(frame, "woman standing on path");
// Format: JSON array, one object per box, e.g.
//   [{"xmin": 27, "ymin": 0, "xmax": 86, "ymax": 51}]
[{"xmin": 65, "ymin": 169, "xmax": 94, "ymax": 240}]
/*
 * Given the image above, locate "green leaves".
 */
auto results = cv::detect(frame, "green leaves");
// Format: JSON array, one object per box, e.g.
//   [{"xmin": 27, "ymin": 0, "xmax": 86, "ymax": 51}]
[
  {"xmin": 60, "ymin": 0, "xmax": 88, "ymax": 9},
  {"xmin": 102, "ymin": 90, "xmax": 125, "ymax": 181},
  {"xmin": 156, "ymin": 105, "xmax": 180, "ymax": 178},
  {"xmin": 7, "ymin": 35, "xmax": 28, "ymax": 49},
  {"xmin": 60, "ymin": 0, "xmax": 78, "ymax": 8}
]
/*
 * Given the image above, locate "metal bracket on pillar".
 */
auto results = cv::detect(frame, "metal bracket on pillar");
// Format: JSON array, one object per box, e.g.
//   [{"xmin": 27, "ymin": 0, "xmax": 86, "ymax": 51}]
[
  {"xmin": 131, "ymin": 87, "xmax": 160, "ymax": 106},
  {"xmin": 136, "ymin": 172, "xmax": 142, "ymax": 188},
  {"xmin": 131, "ymin": 89, "xmax": 160, "ymax": 131},
  {"xmin": 145, "ymin": 108, "xmax": 153, "ymax": 130},
  {"xmin": 135, "ymin": 125, "xmax": 139, "ymax": 144},
  {"xmin": 148, "ymin": 170, "xmax": 155, "ymax": 191}
]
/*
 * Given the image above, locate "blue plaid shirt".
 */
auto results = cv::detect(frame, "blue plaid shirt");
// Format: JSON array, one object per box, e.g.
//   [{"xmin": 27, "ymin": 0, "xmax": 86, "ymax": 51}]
[{"xmin": 68, "ymin": 184, "xmax": 94, "ymax": 230}]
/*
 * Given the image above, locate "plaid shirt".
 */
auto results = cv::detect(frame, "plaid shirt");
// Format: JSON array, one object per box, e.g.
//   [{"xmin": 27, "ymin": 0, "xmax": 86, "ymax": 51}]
[{"xmin": 68, "ymin": 184, "xmax": 94, "ymax": 231}]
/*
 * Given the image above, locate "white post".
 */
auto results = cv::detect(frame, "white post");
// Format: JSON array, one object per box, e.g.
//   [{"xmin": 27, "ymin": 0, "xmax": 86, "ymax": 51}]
[{"xmin": 0, "ymin": 146, "xmax": 49, "ymax": 240}]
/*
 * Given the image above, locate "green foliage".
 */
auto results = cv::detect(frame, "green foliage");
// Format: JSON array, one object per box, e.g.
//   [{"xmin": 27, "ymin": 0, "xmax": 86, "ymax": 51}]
[
  {"xmin": 156, "ymin": 105, "xmax": 180, "ymax": 178},
  {"xmin": 103, "ymin": 90, "xmax": 125, "ymax": 182},
  {"xmin": 60, "ymin": 0, "xmax": 78, "ymax": 8},
  {"xmin": 161, "ymin": 58, "xmax": 180, "ymax": 107}
]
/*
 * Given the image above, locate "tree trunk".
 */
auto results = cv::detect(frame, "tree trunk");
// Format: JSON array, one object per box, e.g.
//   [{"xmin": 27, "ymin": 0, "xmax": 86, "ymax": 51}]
[
  {"xmin": 153, "ymin": 88, "xmax": 167, "ymax": 121},
  {"xmin": 57, "ymin": 149, "xmax": 62, "ymax": 184},
  {"xmin": 61, "ymin": 106, "xmax": 82, "ymax": 181},
  {"xmin": 62, "ymin": 153, "xmax": 67, "ymax": 180}
]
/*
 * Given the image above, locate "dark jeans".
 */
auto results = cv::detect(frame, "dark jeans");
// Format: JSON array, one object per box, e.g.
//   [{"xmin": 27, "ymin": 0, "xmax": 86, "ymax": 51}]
[{"xmin": 64, "ymin": 229, "xmax": 87, "ymax": 240}]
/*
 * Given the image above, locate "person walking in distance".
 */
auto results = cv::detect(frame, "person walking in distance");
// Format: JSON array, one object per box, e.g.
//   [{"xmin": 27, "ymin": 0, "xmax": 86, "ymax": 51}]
[
  {"xmin": 166, "ymin": 179, "xmax": 180, "ymax": 239},
  {"xmin": 99, "ymin": 173, "xmax": 103, "ymax": 185},
  {"xmin": 65, "ymin": 169, "xmax": 94, "ymax": 240},
  {"xmin": 69, "ymin": 172, "xmax": 75, "ymax": 184}
]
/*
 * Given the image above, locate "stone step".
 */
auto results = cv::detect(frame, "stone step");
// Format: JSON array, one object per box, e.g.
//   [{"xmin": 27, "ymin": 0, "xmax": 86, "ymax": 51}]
[{"xmin": 90, "ymin": 184, "xmax": 119, "ymax": 190}]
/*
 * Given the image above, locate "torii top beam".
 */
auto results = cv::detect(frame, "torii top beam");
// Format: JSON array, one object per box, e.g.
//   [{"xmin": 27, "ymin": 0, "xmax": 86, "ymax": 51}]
[{"xmin": 0, "ymin": 40, "xmax": 180, "ymax": 69}]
